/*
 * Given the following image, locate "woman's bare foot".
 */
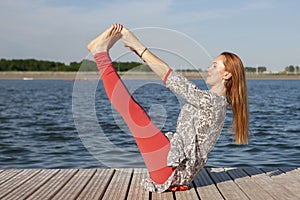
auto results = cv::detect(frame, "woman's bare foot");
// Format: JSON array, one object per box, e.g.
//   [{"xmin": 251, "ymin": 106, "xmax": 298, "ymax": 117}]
[
  {"xmin": 87, "ymin": 24, "xmax": 123, "ymax": 55},
  {"xmin": 121, "ymin": 27, "xmax": 145, "ymax": 56}
]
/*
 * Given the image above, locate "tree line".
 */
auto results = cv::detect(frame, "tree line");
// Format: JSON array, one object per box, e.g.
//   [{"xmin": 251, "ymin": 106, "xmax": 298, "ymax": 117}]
[
  {"xmin": 245, "ymin": 65, "xmax": 299, "ymax": 74},
  {"xmin": 244, "ymin": 66, "xmax": 267, "ymax": 73},
  {"xmin": 0, "ymin": 58, "xmax": 299, "ymax": 74},
  {"xmin": 0, "ymin": 58, "xmax": 146, "ymax": 72},
  {"xmin": 285, "ymin": 65, "xmax": 300, "ymax": 73}
]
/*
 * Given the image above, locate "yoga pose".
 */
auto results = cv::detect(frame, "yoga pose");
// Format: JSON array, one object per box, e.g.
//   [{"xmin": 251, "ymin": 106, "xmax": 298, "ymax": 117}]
[{"xmin": 87, "ymin": 24, "xmax": 249, "ymax": 192}]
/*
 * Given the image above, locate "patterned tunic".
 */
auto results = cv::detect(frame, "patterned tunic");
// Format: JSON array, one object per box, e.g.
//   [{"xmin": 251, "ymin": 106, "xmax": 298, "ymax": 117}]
[{"xmin": 141, "ymin": 71, "xmax": 228, "ymax": 192}]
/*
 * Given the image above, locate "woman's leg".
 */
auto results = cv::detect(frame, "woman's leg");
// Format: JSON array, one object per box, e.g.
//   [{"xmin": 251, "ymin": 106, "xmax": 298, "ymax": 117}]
[
  {"xmin": 88, "ymin": 25, "xmax": 174, "ymax": 184},
  {"xmin": 94, "ymin": 52, "xmax": 174, "ymax": 184}
]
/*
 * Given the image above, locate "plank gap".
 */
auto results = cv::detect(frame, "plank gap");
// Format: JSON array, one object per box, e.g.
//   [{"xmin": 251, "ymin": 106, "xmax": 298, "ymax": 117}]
[
  {"xmin": 124, "ymin": 169, "xmax": 134, "ymax": 200},
  {"xmin": 97, "ymin": 169, "xmax": 116, "ymax": 200},
  {"xmin": 73, "ymin": 169, "xmax": 98, "ymax": 200},
  {"xmin": 205, "ymin": 168, "xmax": 226, "ymax": 200}
]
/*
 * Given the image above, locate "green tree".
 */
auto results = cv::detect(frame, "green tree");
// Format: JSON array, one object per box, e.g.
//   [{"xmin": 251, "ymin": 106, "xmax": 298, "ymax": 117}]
[
  {"xmin": 257, "ymin": 66, "xmax": 267, "ymax": 73},
  {"xmin": 295, "ymin": 66, "xmax": 299, "ymax": 74},
  {"xmin": 245, "ymin": 67, "xmax": 256, "ymax": 73},
  {"xmin": 285, "ymin": 65, "xmax": 295, "ymax": 73}
]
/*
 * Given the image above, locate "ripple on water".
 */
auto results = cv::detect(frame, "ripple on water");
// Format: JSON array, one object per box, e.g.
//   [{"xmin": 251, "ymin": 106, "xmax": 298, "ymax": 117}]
[{"xmin": 0, "ymin": 79, "xmax": 300, "ymax": 169}]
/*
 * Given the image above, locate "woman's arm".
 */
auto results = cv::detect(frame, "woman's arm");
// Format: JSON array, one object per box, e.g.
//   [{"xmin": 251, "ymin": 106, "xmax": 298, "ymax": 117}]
[
  {"xmin": 121, "ymin": 26, "xmax": 211, "ymax": 108},
  {"xmin": 121, "ymin": 27, "xmax": 171, "ymax": 81},
  {"xmin": 140, "ymin": 49, "xmax": 172, "ymax": 82}
]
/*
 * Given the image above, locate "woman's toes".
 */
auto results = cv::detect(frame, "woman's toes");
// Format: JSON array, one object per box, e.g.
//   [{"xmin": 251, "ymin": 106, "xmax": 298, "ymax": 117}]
[{"xmin": 87, "ymin": 24, "xmax": 123, "ymax": 54}]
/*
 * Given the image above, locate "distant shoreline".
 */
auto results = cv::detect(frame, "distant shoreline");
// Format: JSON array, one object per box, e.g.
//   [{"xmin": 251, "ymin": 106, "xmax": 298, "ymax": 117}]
[{"xmin": 0, "ymin": 71, "xmax": 299, "ymax": 80}]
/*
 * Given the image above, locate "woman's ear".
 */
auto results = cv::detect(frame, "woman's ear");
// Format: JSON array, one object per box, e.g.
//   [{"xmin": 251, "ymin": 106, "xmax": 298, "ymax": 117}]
[{"xmin": 223, "ymin": 71, "xmax": 232, "ymax": 80}]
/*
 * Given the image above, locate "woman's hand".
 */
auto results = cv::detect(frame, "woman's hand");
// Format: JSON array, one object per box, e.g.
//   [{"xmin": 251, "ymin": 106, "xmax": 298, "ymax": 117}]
[
  {"xmin": 121, "ymin": 27, "xmax": 146, "ymax": 56},
  {"xmin": 121, "ymin": 25, "xmax": 172, "ymax": 81}
]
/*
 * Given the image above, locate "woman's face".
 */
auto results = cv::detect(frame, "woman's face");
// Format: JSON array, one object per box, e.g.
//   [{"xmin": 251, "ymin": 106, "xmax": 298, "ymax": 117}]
[{"xmin": 205, "ymin": 55, "xmax": 226, "ymax": 86}]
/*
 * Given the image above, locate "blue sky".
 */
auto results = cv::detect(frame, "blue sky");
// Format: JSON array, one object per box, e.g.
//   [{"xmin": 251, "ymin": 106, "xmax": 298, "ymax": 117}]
[{"xmin": 0, "ymin": 0, "xmax": 299, "ymax": 71}]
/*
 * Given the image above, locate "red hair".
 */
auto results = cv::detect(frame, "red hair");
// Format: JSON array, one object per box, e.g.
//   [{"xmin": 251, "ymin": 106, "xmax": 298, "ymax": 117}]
[{"xmin": 221, "ymin": 52, "xmax": 249, "ymax": 144}]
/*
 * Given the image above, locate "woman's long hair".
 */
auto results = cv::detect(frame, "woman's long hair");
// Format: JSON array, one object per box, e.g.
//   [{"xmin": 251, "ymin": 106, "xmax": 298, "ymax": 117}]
[{"xmin": 221, "ymin": 52, "xmax": 249, "ymax": 144}]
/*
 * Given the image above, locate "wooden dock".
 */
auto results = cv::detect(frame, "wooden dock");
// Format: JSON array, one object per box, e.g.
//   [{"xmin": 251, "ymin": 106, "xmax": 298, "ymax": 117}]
[{"xmin": 0, "ymin": 167, "xmax": 299, "ymax": 200}]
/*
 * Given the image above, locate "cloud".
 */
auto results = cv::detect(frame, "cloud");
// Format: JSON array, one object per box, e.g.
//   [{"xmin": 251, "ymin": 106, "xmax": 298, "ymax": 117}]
[
  {"xmin": 0, "ymin": 0, "xmax": 299, "ymax": 70},
  {"xmin": 0, "ymin": 0, "xmax": 89, "ymax": 61},
  {"xmin": 0, "ymin": 0, "xmax": 174, "ymax": 62}
]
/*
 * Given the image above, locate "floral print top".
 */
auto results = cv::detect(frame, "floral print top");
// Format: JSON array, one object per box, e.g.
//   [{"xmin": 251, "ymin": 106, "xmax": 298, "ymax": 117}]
[{"xmin": 141, "ymin": 71, "xmax": 228, "ymax": 192}]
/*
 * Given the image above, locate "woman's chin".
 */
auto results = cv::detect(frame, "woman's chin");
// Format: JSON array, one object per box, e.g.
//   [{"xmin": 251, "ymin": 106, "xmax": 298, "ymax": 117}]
[{"xmin": 205, "ymin": 79, "xmax": 211, "ymax": 86}]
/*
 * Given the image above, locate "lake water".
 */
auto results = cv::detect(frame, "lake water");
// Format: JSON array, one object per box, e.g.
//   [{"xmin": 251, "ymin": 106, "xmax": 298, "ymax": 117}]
[{"xmin": 0, "ymin": 78, "xmax": 299, "ymax": 169}]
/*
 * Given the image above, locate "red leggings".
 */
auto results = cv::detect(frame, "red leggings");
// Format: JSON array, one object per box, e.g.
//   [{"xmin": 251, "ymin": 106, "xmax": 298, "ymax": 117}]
[{"xmin": 94, "ymin": 52, "xmax": 174, "ymax": 184}]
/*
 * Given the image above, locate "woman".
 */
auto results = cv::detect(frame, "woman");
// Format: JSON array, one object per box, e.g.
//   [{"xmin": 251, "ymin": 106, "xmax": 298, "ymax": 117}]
[{"xmin": 87, "ymin": 24, "xmax": 249, "ymax": 192}]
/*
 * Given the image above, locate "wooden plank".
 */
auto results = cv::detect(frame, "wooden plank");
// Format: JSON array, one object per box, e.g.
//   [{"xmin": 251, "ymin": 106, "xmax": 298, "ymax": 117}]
[
  {"xmin": 51, "ymin": 169, "xmax": 97, "ymax": 200},
  {"xmin": 280, "ymin": 167, "xmax": 300, "ymax": 179},
  {"xmin": 0, "ymin": 169, "xmax": 41, "ymax": 199},
  {"xmin": 279, "ymin": 167, "xmax": 299, "ymax": 172},
  {"xmin": 264, "ymin": 167, "xmax": 300, "ymax": 181},
  {"xmin": 0, "ymin": 168, "xmax": 299, "ymax": 200},
  {"xmin": 207, "ymin": 168, "xmax": 249, "ymax": 200},
  {"xmin": 127, "ymin": 168, "xmax": 150, "ymax": 200},
  {"xmin": 261, "ymin": 168, "xmax": 300, "ymax": 199},
  {"xmin": 101, "ymin": 168, "xmax": 133, "ymax": 200},
  {"xmin": 193, "ymin": 168, "xmax": 224, "ymax": 200},
  {"xmin": 151, "ymin": 191, "xmax": 174, "ymax": 200},
  {"xmin": 0, "ymin": 169, "xmax": 23, "ymax": 186},
  {"xmin": 174, "ymin": 182, "xmax": 199, "ymax": 200},
  {"xmin": 76, "ymin": 169, "xmax": 115, "ymax": 200},
  {"xmin": 2, "ymin": 169, "xmax": 60, "ymax": 200},
  {"xmin": 226, "ymin": 168, "xmax": 274, "ymax": 200},
  {"xmin": 27, "ymin": 169, "xmax": 79, "ymax": 200},
  {"xmin": 243, "ymin": 168, "xmax": 298, "ymax": 200}
]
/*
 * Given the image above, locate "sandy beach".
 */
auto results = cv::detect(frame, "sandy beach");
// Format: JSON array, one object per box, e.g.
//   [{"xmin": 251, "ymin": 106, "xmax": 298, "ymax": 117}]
[{"xmin": 0, "ymin": 71, "xmax": 299, "ymax": 80}]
